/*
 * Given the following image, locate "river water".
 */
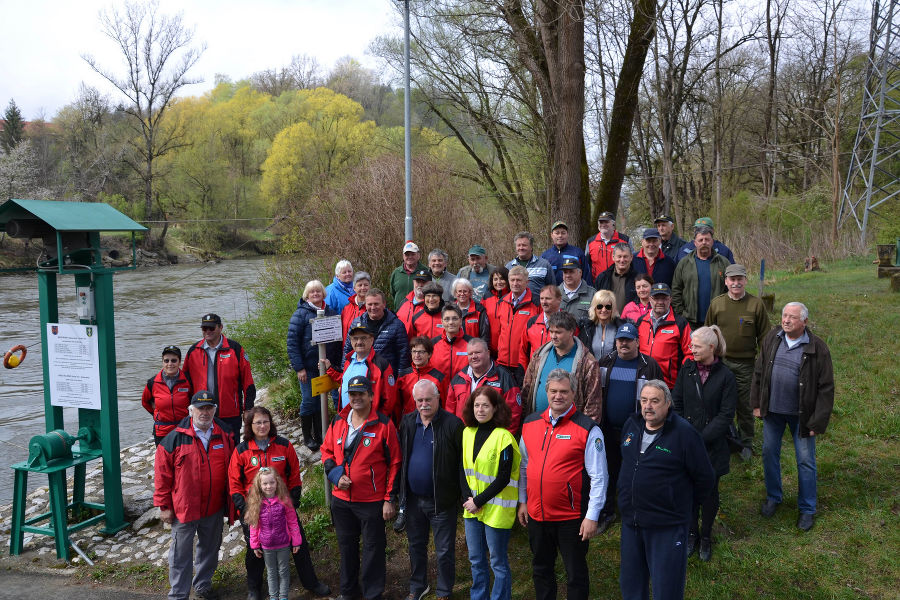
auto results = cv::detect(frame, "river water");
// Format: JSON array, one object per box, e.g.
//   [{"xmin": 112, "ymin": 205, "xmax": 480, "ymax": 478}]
[{"xmin": 0, "ymin": 257, "xmax": 268, "ymax": 503}]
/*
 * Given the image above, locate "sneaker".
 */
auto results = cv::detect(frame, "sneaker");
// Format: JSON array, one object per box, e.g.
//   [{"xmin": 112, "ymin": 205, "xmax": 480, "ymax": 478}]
[
  {"xmin": 760, "ymin": 498, "xmax": 779, "ymax": 518},
  {"xmin": 698, "ymin": 537, "xmax": 712, "ymax": 561},
  {"xmin": 797, "ymin": 513, "xmax": 815, "ymax": 531},
  {"xmin": 406, "ymin": 585, "xmax": 431, "ymax": 600},
  {"xmin": 393, "ymin": 509, "xmax": 407, "ymax": 532},
  {"xmin": 194, "ymin": 588, "xmax": 218, "ymax": 600},
  {"xmin": 686, "ymin": 532, "xmax": 698, "ymax": 557}
]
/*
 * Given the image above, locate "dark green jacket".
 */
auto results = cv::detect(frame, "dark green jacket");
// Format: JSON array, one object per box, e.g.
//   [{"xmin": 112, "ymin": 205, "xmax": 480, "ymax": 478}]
[
  {"xmin": 389, "ymin": 262, "xmax": 427, "ymax": 309},
  {"xmin": 671, "ymin": 251, "xmax": 729, "ymax": 323}
]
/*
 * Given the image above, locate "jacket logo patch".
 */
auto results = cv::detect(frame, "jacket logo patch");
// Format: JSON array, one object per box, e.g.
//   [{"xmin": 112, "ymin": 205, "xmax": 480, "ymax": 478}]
[
  {"xmin": 555, "ymin": 434, "xmax": 571, "ymax": 440},
  {"xmin": 250, "ymin": 456, "xmax": 259, "ymax": 466},
  {"xmin": 212, "ymin": 444, "xmax": 224, "ymax": 450},
  {"xmin": 337, "ymin": 437, "xmax": 343, "ymax": 445},
  {"xmin": 388, "ymin": 375, "xmax": 395, "ymax": 385},
  {"xmin": 594, "ymin": 437, "xmax": 604, "ymax": 452},
  {"xmin": 272, "ymin": 456, "xmax": 285, "ymax": 461},
  {"xmin": 467, "ymin": 319, "xmax": 478, "ymax": 323},
  {"xmin": 661, "ymin": 329, "xmax": 674, "ymax": 334},
  {"xmin": 220, "ymin": 353, "xmax": 232, "ymax": 358},
  {"xmin": 518, "ymin": 310, "xmax": 531, "ymax": 315},
  {"xmin": 363, "ymin": 438, "xmax": 371, "ymax": 446},
  {"xmin": 624, "ymin": 433, "xmax": 633, "ymax": 446},
  {"xmin": 486, "ymin": 381, "xmax": 500, "ymax": 388},
  {"xmin": 362, "ymin": 431, "xmax": 376, "ymax": 437},
  {"xmin": 177, "ymin": 387, "xmax": 190, "ymax": 392},
  {"xmin": 655, "ymin": 445, "xmax": 671, "ymax": 454},
  {"xmin": 456, "ymin": 351, "xmax": 467, "ymax": 356}
]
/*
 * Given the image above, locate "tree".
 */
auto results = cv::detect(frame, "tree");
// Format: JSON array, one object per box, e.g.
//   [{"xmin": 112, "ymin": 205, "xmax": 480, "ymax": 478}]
[
  {"xmin": 1, "ymin": 99, "xmax": 25, "ymax": 154},
  {"xmin": 0, "ymin": 141, "xmax": 39, "ymax": 201},
  {"xmin": 82, "ymin": 0, "xmax": 205, "ymax": 236}
]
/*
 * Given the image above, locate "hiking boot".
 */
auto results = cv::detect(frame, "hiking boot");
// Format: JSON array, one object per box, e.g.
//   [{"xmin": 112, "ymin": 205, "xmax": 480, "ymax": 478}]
[
  {"xmin": 698, "ymin": 537, "xmax": 712, "ymax": 562},
  {"xmin": 760, "ymin": 498, "xmax": 779, "ymax": 518}
]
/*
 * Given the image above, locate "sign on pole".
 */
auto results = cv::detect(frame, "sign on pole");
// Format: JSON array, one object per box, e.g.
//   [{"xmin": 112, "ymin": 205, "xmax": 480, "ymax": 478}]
[
  {"xmin": 311, "ymin": 374, "xmax": 340, "ymax": 396},
  {"xmin": 46, "ymin": 323, "xmax": 102, "ymax": 409},
  {"xmin": 311, "ymin": 315, "xmax": 343, "ymax": 344}
]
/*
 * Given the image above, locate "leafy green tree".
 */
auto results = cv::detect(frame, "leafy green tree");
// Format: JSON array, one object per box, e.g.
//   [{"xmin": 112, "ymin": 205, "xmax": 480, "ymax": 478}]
[{"xmin": 1, "ymin": 99, "xmax": 25, "ymax": 154}]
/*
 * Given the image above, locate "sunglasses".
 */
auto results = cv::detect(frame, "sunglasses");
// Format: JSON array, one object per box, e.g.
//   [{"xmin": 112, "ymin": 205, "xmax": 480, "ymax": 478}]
[
  {"xmin": 597, "ymin": 304, "xmax": 613, "ymax": 310},
  {"xmin": 163, "ymin": 358, "xmax": 179, "ymax": 364},
  {"xmin": 201, "ymin": 325, "xmax": 216, "ymax": 331}
]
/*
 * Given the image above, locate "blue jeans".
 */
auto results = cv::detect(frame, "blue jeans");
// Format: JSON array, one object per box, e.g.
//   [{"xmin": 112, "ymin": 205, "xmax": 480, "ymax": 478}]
[
  {"xmin": 464, "ymin": 517, "xmax": 511, "ymax": 600},
  {"xmin": 763, "ymin": 412, "xmax": 817, "ymax": 514}
]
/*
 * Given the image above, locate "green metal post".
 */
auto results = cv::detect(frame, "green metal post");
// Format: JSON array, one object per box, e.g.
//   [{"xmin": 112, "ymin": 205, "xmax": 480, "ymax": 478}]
[
  {"xmin": 47, "ymin": 470, "xmax": 70, "ymax": 561},
  {"xmin": 93, "ymin": 270, "xmax": 127, "ymax": 533},
  {"xmin": 37, "ymin": 271, "xmax": 63, "ymax": 431}
]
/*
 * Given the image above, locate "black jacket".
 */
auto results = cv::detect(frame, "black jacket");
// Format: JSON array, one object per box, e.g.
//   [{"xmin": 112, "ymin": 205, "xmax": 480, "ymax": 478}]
[
  {"xmin": 593, "ymin": 264, "xmax": 639, "ymax": 307},
  {"xmin": 576, "ymin": 317, "xmax": 624, "ymax": 351},
  {"xmin": 343, "ymin": 308, "xmax": 411, "ymax": 375},
  {"xmin": 617, "ymin": 410, "xmax": 715, "ymax": 528},
  {"xmin": 597, "ymin": 350, "xmax": 664, "ymax": 417},
  {"xmin": 672, "ymin": 360, "xmax": 737, "ymax": 476},
  {"xmin": 398, "ymin": 407, "xmax": 465, "ymax": 512}
]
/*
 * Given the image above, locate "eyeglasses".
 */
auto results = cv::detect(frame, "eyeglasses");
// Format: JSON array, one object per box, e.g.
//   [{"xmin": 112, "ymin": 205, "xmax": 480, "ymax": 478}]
[
  {"xmin": 252, "ymin": 421, "xmax": 270, "ymax": 426},
  {"xmin": 597, "ymin": 304, "xmax": 613, "ymax": 310},
  {"xmin": 163, "ymin": 358, "xmax": 179, "ymax": 364},
  {"xmin": 201, "ymin": 325, "xmax": 216, "ymax": 331},
  {"xmin": 411, "ymin": 349, "xmax": 429, "ymax": 355}
]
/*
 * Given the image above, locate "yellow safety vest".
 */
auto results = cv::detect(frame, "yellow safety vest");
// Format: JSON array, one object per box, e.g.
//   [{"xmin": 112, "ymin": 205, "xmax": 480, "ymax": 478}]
[{"xmin": 462, "ymin": 426, "xmax": 521, "ymax": 529}]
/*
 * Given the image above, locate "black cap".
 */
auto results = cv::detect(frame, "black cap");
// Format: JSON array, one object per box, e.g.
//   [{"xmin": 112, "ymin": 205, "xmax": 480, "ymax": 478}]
[
  {"xmin": 654, "ymin": 214, "xmax": 674, "ymax": 224},
  {"xmin": 348, "ymin": 319, "xmax": 374, "ymax": 336},
  {"xmin": 162, "ymin": 345, "xmax": 181, "ymax": 359},
  {"xmin": 561, "ymin": 257, "xmax": 580, "ymax": 270},
  {"xmin": 650, "ymin": 283, "xmax": 671, "ymax": 296},
  {"xmin": 191, "ymin": 390, "xmax": 216, "ymax": 407},
  {"xmin": 597, "ymin": 211, "xmax": 615, "ymax": 221},
  {"xmin": 412, "ymin": 268, "xmax": 430, "ymax": 281},
  {"xmin": 346, "ymin": 375, "xmax": 373, "ymax": 394},
  {"xmin": 201, "ymin": 313, "xmax": 222, "ymax": 327}
]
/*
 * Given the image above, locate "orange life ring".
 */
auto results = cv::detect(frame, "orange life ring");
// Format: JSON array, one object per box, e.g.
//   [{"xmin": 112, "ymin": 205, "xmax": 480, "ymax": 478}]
[{"xmin": 3, "ymin": 345, "xmax": 26, "ymax": 369}]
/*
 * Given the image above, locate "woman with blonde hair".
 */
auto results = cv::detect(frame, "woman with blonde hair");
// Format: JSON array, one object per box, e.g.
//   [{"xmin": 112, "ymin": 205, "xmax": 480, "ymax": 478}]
[
  {"xmin": 672, "ymin": 325, "xmax": 736, "ymax": 562},
  {"xmin": 577, "ymin": 289, "xmax": 623, "ymax": 359}
]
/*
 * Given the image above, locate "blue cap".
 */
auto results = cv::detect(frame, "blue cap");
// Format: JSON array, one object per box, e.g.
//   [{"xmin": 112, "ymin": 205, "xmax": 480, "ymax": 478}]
[
  {"xmin": 347, "ymin": 375, "xmax": 372, "ymax": 394},
  {"xmin": 642, "ymin": 228, "xmax": 661, "ymax": 239},
  {"xmin": 650, "ymin": 283, "xmax": 671, "ymax": 296},
  {"xmin": 615, "ymin": 323, "xmax": 639, "ymax": 340},
  {"xmin": 191, "ymin": 390, "xmax": 216, "ymax": 407},
  {"xmin": 561, "ymin": 257, "xmax": 581, "ymax": 270}
]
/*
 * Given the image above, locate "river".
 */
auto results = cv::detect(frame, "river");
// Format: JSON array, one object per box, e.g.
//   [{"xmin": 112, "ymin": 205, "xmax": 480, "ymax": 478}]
[{"xmin": 0, "ymin": 257, "xmax": 269, "ymax": 504}]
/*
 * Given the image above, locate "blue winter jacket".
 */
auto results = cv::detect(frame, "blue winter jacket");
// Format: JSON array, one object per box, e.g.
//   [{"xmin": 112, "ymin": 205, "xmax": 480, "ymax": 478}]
[
  {"xmin": 617, "ymin": 410, "xmax": 715, "ymax": 528},
  {"xmin": 325, "ymin": 276, "xmax": 355, "ymax": 313},
  {"xmin": 540, "ymin": 243, "xmax": 588, "ymax": 285},
  {"xmin": 287, "ymin": 300, "xmax": 343, "ymax": 373},
  {"xmin": 341, "ymin": 308, "xmax": 411, "ymax": 375}
]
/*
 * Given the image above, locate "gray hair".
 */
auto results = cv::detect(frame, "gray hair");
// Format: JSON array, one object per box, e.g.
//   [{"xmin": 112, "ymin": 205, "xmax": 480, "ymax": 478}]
[
  {"xmin": 428, "ymin": 248, "xmax": 449, "ymax": 263},
  {"xmin": 514, "ymin": 231, "xmax": 535, "ymax": 248},
  {"xmin": 452, "ymin": 277, "xmax": 474, "ymax": 295},
  {"xmin": 353, "ymin": 271, "xmax": 371, "ymax": 285},
  {"xmin": 334, "ymin": 259, "xmax": 352, "ymax": 276},
  {"xmin": 783, "ymin": 301, "xmax": 809, "ymax": 321},
  {"xmin": 612, "ymin": 242, "xmax": 631, "ymax": 255},
  {"xmin": 467, "ymin": 337, "xmax": 489, "ymax": 353},
  {"xmin": 641, "ymin": 379, "xmax": 672, "ymax": 406},
  {"xmin": 544, "ymin": 368, "xmax": 577, "ymax": 394},
  {"xmin": 412, "ymin": 379, "xmax": 440, "ymax": 400},
  {"xmin": 693, "ymin": 225, "xmax": 714, "ymax": 238},
  {"xmin": 302, "ymin": 279, "xmax": 326, "ymax": 301}
]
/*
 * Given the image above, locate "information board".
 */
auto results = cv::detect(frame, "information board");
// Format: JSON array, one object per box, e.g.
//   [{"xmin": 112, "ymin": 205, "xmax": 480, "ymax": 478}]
[
  {"xmin": 46, "ymin": 323, "xmax": 102, "ymax": 409},
  {"xmin": 311, "ymin": 315, "xmax": 343, "ymax": 344}
]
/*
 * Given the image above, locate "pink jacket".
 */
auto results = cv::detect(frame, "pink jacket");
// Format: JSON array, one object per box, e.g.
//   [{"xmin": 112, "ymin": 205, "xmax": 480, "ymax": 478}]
[
  {"xmin": 621, "ymin": 300, "xmax": 650, "ymax": 323},
  {"xmin": 249, "ymin": 497, "xmax": 302, "ymax": 550}
]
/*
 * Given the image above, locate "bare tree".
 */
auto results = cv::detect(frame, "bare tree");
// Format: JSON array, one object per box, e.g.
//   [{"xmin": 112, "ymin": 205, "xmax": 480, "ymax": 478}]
[
  {"xmin": 82, "ymin": 0, "xmax": 205, "ymax": 233},
  {"xmin": 250, "ymin": 54, "xmax": 323, "ymax": 96}
]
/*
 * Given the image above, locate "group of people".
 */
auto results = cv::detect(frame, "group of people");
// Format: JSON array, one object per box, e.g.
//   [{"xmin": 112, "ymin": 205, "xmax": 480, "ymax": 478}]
[{"xmin": 142, "ymin": 211, "xmax": 835, "ymax": 600}]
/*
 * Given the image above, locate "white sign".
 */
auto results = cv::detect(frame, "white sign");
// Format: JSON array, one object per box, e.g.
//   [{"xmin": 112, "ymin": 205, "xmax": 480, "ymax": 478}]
[
  {"xmin": 311, "ymin": 315, "xmax": 344, "ymax": 344},
  {"xmin": 46, "ymin": 323, "xmax": 102, "ymax": 409}
]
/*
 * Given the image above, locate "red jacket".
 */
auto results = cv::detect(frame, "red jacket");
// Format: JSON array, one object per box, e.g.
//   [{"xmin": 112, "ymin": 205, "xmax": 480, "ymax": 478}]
[
  {"xmin": 430, "ymin": 333, "xmax": 472, "ymax": 387},
  {"xmin": 341, "ymin": 295, "xmax": 367, "ymax": 339},
  {"xmin": 447, "ymin": 363, "xmax": 523, "ymax": 433},
  {"xmin": 585, "ymin": 230, "xmax": 627, "ymax": 281},
  {"xmin": 183, "ymin": 335, "xmax": 255, "ymax": 419},
  {"xmin": 482, "ymin": 291, "xmax": 505, "ymax": 355},
  {"xmin": 456, "ymin": 301, "xmax": 490, "ymax": 342},
  {"xmin": 397, "ymin": 362, "xmax": 447, "ymax": 416},
  {"xmin": 228, "ymin": 435, "xmax": 303, "ymax": 517},
  {"xmin": 321, "ymin": 405, "xmax": 402, "ymax": 503},
  {"xmin": 496, "ymin": 290, "xmax": 540, "ymax": 371},
  {"xmin": 141, "ymin": 370, "xmax": 192, "ymax": 439},
  {"xmin": 327, "ymin": 348, "xmax": 398, "ymax": 422},
  {"xmin": 395, "ymin": 293, "xmax": 422, "ymax": 335},
  {"xmin": 409, "ymin": 306, "xmax": 444, "ymax": 340},
  {"xmin": 520, "ymin": 406, "xmax": 595, "ymax": 521},
  {"xmin": 635, "ymin": 309, "xmax": 693, "ymax": 388},
  {"xmin": 154, "ymin": 417, "xmax": 235, "ymax": 523},
  {"xmin": 519, "ymin": 313, "xmax": 552, "ymax": 372}
]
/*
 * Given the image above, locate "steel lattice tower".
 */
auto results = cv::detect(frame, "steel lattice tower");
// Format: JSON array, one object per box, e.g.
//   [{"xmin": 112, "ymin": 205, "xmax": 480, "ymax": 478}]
[{"xmin": 840, "ymin": 0, "xmax": 900, "ymax": 242}]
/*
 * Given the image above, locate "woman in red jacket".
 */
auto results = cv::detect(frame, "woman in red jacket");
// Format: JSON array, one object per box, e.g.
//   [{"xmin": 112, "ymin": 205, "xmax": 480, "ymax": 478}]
[
  {"xmin": 481, "ymin": 266, "xmax": 509, "ymax": 356},
  {"xmin": 141, "ymin": 345, "xmax": 192, "ymax": 445}
]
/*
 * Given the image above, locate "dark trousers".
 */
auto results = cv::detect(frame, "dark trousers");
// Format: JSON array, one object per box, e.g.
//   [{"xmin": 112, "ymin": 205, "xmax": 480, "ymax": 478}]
[
  {"xmin": 331, "ymin": 497, "xmax": 386, "ymax": 600},
  {"xmin": 242, "ymin": 521, "xmax": 323, "ymax": 594},
  {"xmin": 600, "ymin": 423, "xmax": 623, "ymax": 517},
  {"xmin": 620, "ymin": 521, "xmax": 688, "ymax": 600},
  {"xmin": 723, "ymin": 358, "xmax": 755, "ymax": 444},
  {"xmin": 221, "ymin": 415, "xmax": 243, "ymax": 448},
  {"xmin": 691, "ymin": 476, "xmax": 721, "ymax": 539},
  {"xmin": 527, "ymin": 518, "xmax": 590, "ymax": 600},
  {"xmin": 406, "ymin": 493, "xmax": 458, "ymax": 597}
]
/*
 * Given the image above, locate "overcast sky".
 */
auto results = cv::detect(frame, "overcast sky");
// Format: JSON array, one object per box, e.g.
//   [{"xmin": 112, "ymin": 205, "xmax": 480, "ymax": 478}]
[{"xmin": 1, "ymin": 0, "xmax": 401, "ymax": 121}]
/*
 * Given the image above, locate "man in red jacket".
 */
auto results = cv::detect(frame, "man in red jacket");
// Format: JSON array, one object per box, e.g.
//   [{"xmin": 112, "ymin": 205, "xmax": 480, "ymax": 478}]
[
  {"xmin": 322, "ymin": 376, "xmax": 401, "ymax": 600},
  {"xmin": 446, "ymin": 337, "xmax": 522, "ymax": 433},
  {"xmin": 183, "ymin": 313, "xmax": 255, "ymax": 447},
  {"xmin": 496, "ymin": 266, "xmax": 540, "ymax": 384},
  {"xmin": 154, "ymin": 391, "xmax": 235, "ymax": 600},
  {"xmin": 635, "ymin": 283, "xmax": 693, "ymax": 388}
]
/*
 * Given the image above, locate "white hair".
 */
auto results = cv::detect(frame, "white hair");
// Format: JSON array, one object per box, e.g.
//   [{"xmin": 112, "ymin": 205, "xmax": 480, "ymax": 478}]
[
  {"xmin": 335, "ymin": 260, "xmax": 352, "ymax": 276},
  {"xmin": 452, "ymin": 278, "xmax": 474, "ymax": 294},
  {"xmin": 783, "ymin": 302, "xmax": 809, "ymax": 321},
  {"xmin": 412, "ymin": 379, "xmax": 440, "ymax": 399}
]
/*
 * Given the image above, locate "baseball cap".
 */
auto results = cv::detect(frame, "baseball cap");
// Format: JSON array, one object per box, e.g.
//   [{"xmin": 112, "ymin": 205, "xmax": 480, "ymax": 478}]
[
  {"xmin": 615, "ymin": 323, "xmax": 639, "ymax": 340},
  {"xmin": 468, "ymin": 244, "xmax": 487, "ymax": 256},
  {"xmin": 162, "ymin": 345, "xmax": 181, "ymax": 359},
  {"xmin": 201, "ymin": 313, "xmax": 222, "ymax": 327},
  {"xmin": 412, "ymin": 268, "xmax": 430, "ymax": 281},
  {"xmin": 642, "ymin": 228, "xmax": 661, "ymax": 240},
  {"xmin": 403, "ymin": 241, "xmax": 420, "ymax": 253},
  {"xmin": 597, "ymin": 211, "xmax": 615, "ymax": 222},
  {"xmin": 348, "ymin": 319, "xmax": 374, "ymax": 336},
  {"xmin": 725, "ymin": 264, "xmax": 748, "ymax": 278},
  {"xmin": 550, "ymin": 220, "xmax": 568, "ymax": 231},
  {"xmin": 346, "ymin": 375, "xmax": 373, "ymax": 394},
  {"xmin": 191, "ymin": 390, "xmax": 216, "ymax": 407},
  {"xmin": 650, "ymin": 283, "xmax": 671, "ymax": 296},
  {"xmin": 654, "ymin": 214, "xmax": 674, "ymax": 224},
  {"xmin": 694, "ymin": 217, "xmax": 714, "ymax": 229},
  {"xmin": 561, "ymin": 257, "xmax": 581, "ymax": 270}
]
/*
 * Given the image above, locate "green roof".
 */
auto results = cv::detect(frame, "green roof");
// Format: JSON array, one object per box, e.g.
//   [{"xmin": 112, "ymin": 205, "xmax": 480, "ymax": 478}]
[{"xmin": 0, "ymin": 199, "xmax": 148, "ymax": 232}]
